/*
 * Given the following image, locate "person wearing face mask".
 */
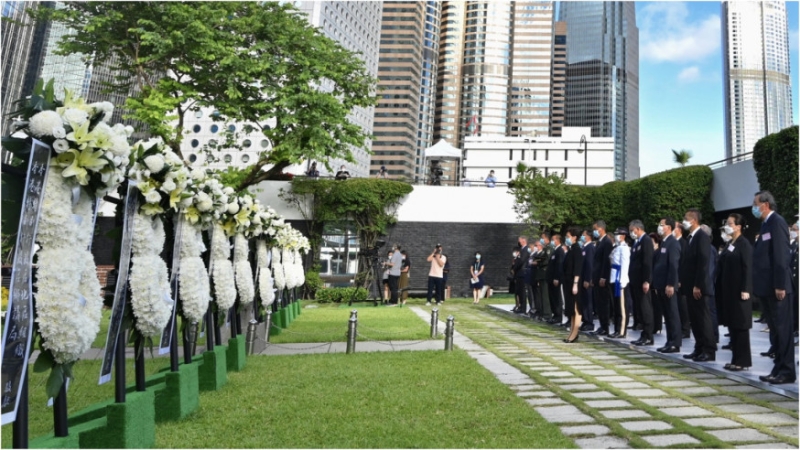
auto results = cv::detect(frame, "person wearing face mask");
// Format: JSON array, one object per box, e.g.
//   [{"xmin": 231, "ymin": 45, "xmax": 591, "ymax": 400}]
[
  {"xmin": 470, "ymin": 252, "xmax": 486, "ymax": 304},
  {"xmin": 526, "ymin": 240, "xmax": 540, "ymax": 318},
  {"xmin": 562, "ymin": 227, "xmax": 585, "ymax": 342},
  {"xmin": 649, "ymin": 231, "xmax": 664, "ymax": 336},
  {"xmin": 532, "ymin": 233, "xmax": 553, "ymax": 320},
  {"xmin": 678, "ymin": 208, "xmax": 716, "ymax": 362},
  {"xmin": 629, "ymin": 220, "xmax": 654, "ymax": 346},
  {"xmin": 399, "ymin": 250, "xmax": 411, "ymax": 306},
  {"xmin": 609, "ymin": 228, "xmax": 631, "ymax": 338},
  {"xmin": 789, "ymin": 221, "xmax": 798, "ymax": 339},
  {"xmin": 335, "ymin": 165, "xmax": 350, "ymax": 180},
  {"xmin": 653, "ymin": 217, "xmax": 682, "ymax": 353},
  {"xmin": 700, "ymin": 224, "xmax": 720, "ymax": 346},
  {"xmin": 579, "ymin": 229, "xmax": 596, "ymax": 332},
  {"xmin": 752, "ymin": 191, "xmax": 795, "ymax": 384},
  {"xmin": 715, "ymin": 213, "xmax": 753, "ymax": 371},
  {"xmin": 512, "ymin": 236, "xmax": 532, "ymax": 314},
  {"xmin": 546, "ymin": 234, "xmax": 566, "ymax": 324},
  {"xmin": 673, "ymin": 224, "xmax": 692, "ymax": 339},
  {"xmin": 590, "ymin": 220, "xmax": 613, "ymax": 335}
]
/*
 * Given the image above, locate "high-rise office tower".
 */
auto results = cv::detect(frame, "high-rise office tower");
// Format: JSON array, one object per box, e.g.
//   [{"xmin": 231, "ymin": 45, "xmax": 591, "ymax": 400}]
[
  {"xmin": 415, "ymin": 1, "xmax": 442, "ymax": 182},
  {"xmin": 2, "ymin": 1, "xmax": 49, "ymax": 136},
  {"xmin": 722, "ymin": 1, "xmax": 793, "ymax": 159},
  {"xmin": 558, "ymin": 2, "xmax": 639, "ymax": 181},
  {"xmin": 370, "ymin": 2, "xmax": 426, "ymax": 181},
  {"xmin": 549, "ymin": 21, "xmax": 567, "ymax": 137},
  {"xmin": 434, "ymin": 1, "xmax": 554, "ymax": 151}
]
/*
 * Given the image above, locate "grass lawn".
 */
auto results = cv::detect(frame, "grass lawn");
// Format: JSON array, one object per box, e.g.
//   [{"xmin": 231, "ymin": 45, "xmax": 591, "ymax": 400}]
[{"xmin": 155, "ymin": 351, "xmax": 575, "ymax": 448}]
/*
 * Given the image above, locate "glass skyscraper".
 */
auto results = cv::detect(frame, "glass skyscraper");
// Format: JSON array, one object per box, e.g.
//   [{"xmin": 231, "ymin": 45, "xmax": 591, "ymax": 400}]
[
  {"xmin": 722, "ymin": 1, "xmax": 793, "ymax": 160},
  {"xmin": 558, "ymin": 1, "xmax": 639, "ymax": 180}
]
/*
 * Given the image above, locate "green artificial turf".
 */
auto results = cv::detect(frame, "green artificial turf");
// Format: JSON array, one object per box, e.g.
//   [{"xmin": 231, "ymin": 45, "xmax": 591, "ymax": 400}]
[{"xmin": 155, "ymin": 351, "xmax": 575, "ymax": 448}]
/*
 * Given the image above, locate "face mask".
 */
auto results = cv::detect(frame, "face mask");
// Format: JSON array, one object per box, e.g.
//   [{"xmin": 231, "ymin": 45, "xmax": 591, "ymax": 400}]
[
  {"xmin": 513, "ymin": 252, "xmax": 519, "ymax": 258},
  {"xmin": 657, "ymin": 225, "xmax": 665, "ymax": 236},
  {"xmin": 579, "ymin": 235, "xmax": 586, "ymax": 244},
  {"xmin": 593, "ymin": 230, "xmax": 600, "ymax": 238},
  {"xmin": 565, "ymin": 238, "xmax": 573, "ymax": 246},
  {"xmin": 682, "ymin": 220, "xmax": 692, "ymax": 230},
  {"xmin": 721, "ymin": 233, "xmax": 732, "ymax": 243},
  {"xmin": 539, "ymin": 238, "xmax": 545, "ymax": 245},
  {"xmin": 790, "ymin": 231, "xmax": 798, "ymax": 240},
  {"xmin": 615, "ymin": 235, "xmax": 624, "ymax": 244},
  {"xmin": 475, "ymin": 254, "xmax": 481, "ymax": 260},
  {"xmin": 752, "ymin": 205, "xmax": 762, "ymax": 219},
  {"xmin": 723, "ymin": 225, "xmax": 734, "ymax": 235}
]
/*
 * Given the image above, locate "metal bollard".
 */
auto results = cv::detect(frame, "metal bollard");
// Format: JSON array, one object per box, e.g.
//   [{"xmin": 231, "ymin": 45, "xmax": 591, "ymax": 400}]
[
  {"xmin": 346, "ymin": 312, "xmax": 358, "ymax": 354},
  {"xmin": 430, "ymin": 308, "xmax": 439, "ymax": 338},
  {"xmin": 264, "ymin": 310, "xmax": 272, "ymax": 343},
  {"xmin": 187, "ymin": 322, "xmax": 198, "ymax": 356},
  {"xmin": 444, "ymin": 315, "xmax": 455, "ymax": 351},
  {"xmin": 245, "ymin": 320, "xmax": 258, "ymax": 355}
]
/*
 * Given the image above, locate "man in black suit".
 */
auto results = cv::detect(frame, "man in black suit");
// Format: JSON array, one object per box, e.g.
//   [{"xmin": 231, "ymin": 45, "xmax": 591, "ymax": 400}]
[
  {"xmin": 629, "ymin": 220, "xmax": 654, "ymax": 346},
  {"xmin": 673, "ymin": 224, "xmax": 692, "ymax": 338},
  {"xmin": 579, "ymin": 229, "xmax": 596, "ymax": 331},
  {"xmin": 533, "ymin": 232, "xmax": 553, "ymax": 320},
  {"xmin": 653, "ymin": 217, "xmax": 682, "ymax": 353},
  {"xmin": 512, "ymin": 236, "xmax": 532, "ymax": 314},
  {"xmin": 546, "ymin": 234, "xmax": 565, "ymax": 324},
  {"xmin": 591, "ymin": 220, "xmax": 613, "ymax": 335},
  {"xmin": 678, "ymin": 209, "xmax": 716, "ymax": 362},
  {"xmin": 752, "ymin": 191, "xmax": 795, "ymax": 384},
  {"xmin": 790, "ymin": 221, "xmax": 798, "ymax": 337}
]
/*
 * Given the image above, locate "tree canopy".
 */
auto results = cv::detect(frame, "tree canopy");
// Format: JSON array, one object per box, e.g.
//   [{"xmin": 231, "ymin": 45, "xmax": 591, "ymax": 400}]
[
  {"xmin": 35, "ymin": 1, "xmax": 378, "ymax": 191},
  {"xmin": 753, "ymin": 125, "xmax": 798, "ymax": 221}
]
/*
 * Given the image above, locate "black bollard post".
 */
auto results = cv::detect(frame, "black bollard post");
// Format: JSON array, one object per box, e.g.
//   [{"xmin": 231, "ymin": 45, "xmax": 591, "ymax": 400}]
[
  {"xmin": 170, "ymin": 321, "xmax": 179, "ymax": 372},
  {"xmin": 53, "ymin": 381, "xmax": 68, "ymax": 437},
  {"xmin": 183, "ymin": 323, "xmax": 193, "ymax": 364},
  {"xmin": 134, "ymin": 334, "xmax": 145, "ymax": 392},
  {"xmin": 114, "ymin": 325, "xmax": 126, "ymax": 403},
  {"xmin": 205, "ymin": 306, "xmax": 215, "ymax": 351},
  {"xmin": 213, "ymin": 309, "xmax": 222, "ymax": 346},
  {"xmin": 229, "ymin": 307, "xmax": 237, "ymax": 338},
  {"xmin": 12, "ymin": 373, "xmax": 29, "ymax": 449}
]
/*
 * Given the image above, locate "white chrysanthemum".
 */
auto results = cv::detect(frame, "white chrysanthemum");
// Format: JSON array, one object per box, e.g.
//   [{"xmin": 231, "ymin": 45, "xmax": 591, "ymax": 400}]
[
  {"xmin": 129, "ymin": 255, "xmax": 172, "ymax": 337},
  {"xmin": 29, "ymin": 110, "xmax": 62, "ymax": 137},
  {"xmin": 226, "ymin": 202, "xmax": 239, "ymax": 214},
  {"xmin": 145, "ymin": 189, "xmax": 161, "ymax": 204},
  {"xmin": 143, "ymin": 154, "xmax": 165, "ymax": 173},
  {"xmin": 53, "ymin": 126, "xmax": 67, "ymax": 139},
  {"xmin": 124, "ymin": 125, "xmax": 134, "ymax": 137},
  {"xmin": 272, "ymin": 261, "xmax": 285, "ymax": 290},
  {"xmin": 62, "ymin": 108, "xmax": 89, "ymax": 126},
  {"xmin": 294, "ymin": 249, "xmax": 306, "ymax": 287},
  {"xmin": 212, "ymin": 259, "xmax": 236, "ymax": 310},
  {"xmin": 37, "ymin": 166, "xmax": 81, "ymax": 250},
  {"xmin": 259, "ymin": 268, "xmax": 275, "ymax": 308},
  {"xmin": 211, "ymin": 224, "xmax": 230, "ymax": 260},
  {"xmin": 178, "ymin": 223, "xmax": 210, "ymax": 323},
  {"xmin": 234, "ymin": 234, "xmax": 254, "ymax": 305}
]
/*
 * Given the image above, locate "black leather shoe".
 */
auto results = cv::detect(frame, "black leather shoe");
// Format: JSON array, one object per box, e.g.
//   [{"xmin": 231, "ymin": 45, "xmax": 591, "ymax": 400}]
[
  {"xmin": 721, "ymin": 344, "xmax": 732, "ymax": 350},
  {"xmin": 693, "ymin": 353, "xmax": 715, "ymax": 362},
  {"xmin": 595, "ymin": 329, "xmax": 609, "ymax": 336},
  {"xmin": 608, "ymin": 333, "xmax": 621, "ymax": 338},
  {"xmin": 656, "ymin": 345, "xmax": 668, "ymax": 352},
  {"xmin": 659, "ymin": 345, "xmax": 680, "ymax": 353},
  {"xmin": 630, "ymin": 339, "xmax": 643, "ymax": 345},
  {"xmin": 635, "ymin": 339, "xmax": 654, "ymax": 346},
  {"xmin": 563, "ymin": 336, "xmax": 579, "ymax": 344},
  {"xmin": 760, "ymin": 351, "xmax": 776, "ymax": 359},
  {"xmin": 683, "ymin": 352, "xmax": 700, "ymax": 359},
  {"xmin": 758, "ymin": 374, "xmax": 775, "ymax": 382},
  {"xmin": 682, "ymin": 332, "xmax": 691, "ymax": 339},
  {"xmin": 579, "ymin": 323, "xmax": 594, "ymax": 332},
  {"xmin": 633, "ymin": 324, "xmax": 643, "ymax": 331},
  {"xmin": 769, "ymin": 375, "xmax": 796, "ymax": 385}
]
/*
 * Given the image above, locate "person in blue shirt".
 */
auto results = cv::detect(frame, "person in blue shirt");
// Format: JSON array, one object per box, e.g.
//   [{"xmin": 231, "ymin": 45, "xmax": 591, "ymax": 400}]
[{"xmin": 484, "ymin": 170, "xmax": 497, "ymax": 188}]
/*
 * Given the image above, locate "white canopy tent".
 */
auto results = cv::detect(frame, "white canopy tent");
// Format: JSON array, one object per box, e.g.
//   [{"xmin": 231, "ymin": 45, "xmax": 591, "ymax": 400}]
[{"xmin": 422, "ymin": 139, "xmax": 463, "ymax": 185}]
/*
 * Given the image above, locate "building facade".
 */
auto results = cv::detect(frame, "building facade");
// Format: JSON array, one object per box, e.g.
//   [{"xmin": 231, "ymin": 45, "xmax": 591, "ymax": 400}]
[
  {"xmin": 549, "ymin": 21, "xmax": 567, "ymax": 137},
  {"xmin": 558, "ymin": 1, "xmax": 639, "ymax": 181},
  {"xmin": 462, "ymin": 126, "xmax": 615, "ymax": 186},
  {"xmin": 722, "ymin": 1, "xmax": 793, "ymax": 159}
]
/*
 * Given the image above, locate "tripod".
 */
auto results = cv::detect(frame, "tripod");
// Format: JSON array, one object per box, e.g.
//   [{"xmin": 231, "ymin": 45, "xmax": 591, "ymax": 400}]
[{"xmin": 348, "ymin": 255, "xmax": 384, "ymax": 306}]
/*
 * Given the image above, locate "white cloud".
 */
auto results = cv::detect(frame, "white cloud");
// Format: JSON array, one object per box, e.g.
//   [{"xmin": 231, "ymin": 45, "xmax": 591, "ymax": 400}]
[
  {"xmin": 790, "ymin": 28, "xmax": 798, "ymax": 54},
  {"xmin": 677, "ymin": 66, "xmax": 700, "ymax": 82},
  {"xmin": 639, "ymin": 2, "xmax": 721, "ymax": 63}
]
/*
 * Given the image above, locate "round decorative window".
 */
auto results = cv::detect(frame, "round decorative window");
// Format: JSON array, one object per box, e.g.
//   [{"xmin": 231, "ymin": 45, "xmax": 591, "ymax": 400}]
[
  {"xmin": 194, "ymin": 110, "xmax": 203, "ymax": 119},
  {"xmin": 192, "ymin": 124, "xmax": 201, "ymax": 133},
  {"xmin": 210, "ymin": 124, "xmax": 219, "ymax": 133},
  {"xmin": 243, "ymin": 139, "xmax": 252, "ymax": 148},
  {"xmin": 188, "ymin": 154, "xmax": 197, "ymax": 163},
  {"xmin": 190, "ymin": 139, "xmax": 199, "ymax": 148},
  {"xmin": 241, "ymin": 154, "xmax": 250, "ymax": 163},
  {"xmin": 224, "ymin": 154, "xmax": 232, "ymax": 163}
]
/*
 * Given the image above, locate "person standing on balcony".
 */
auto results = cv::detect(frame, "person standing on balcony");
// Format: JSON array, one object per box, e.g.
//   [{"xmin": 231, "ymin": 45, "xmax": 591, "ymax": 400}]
[{"xmin": 485, "ymin": 170, "xmax": 497, "ymax": 188}]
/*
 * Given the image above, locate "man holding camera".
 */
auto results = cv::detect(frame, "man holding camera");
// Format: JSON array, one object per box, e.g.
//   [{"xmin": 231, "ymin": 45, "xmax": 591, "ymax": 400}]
[
  {"xmin": 386, "ymin": 244, "xmax": 403, "ymax": 306},
  {"xmin": 426, "ymin": 244, "xmax": 447, "ymax": 305}
]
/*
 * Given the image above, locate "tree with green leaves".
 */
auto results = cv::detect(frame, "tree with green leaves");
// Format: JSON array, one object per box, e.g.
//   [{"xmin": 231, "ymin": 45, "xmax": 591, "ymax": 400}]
[
  {"xmin": 671, "ymin": 149, "xmax": 693, "ymax": 167},
  {"xmin": 508, "ymin": 162, "xmax": 578, "ymax": 235},
  {"xmin": 753, "ymin": 125, "xmax": 798, "ymax": 221},
  {"xmin": 33, "ymin": 2, "xmax": 378, "ymax": 192}
]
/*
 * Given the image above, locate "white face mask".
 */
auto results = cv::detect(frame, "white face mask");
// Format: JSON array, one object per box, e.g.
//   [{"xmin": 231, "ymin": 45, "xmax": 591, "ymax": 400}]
[
  {"xmin": 615, "ymin": 235, "xmax": 624, "ymax": 244},
  {"xmin": 723, "ymin": 225, "xmax": 734, "ymax": 236},
  {"xmin": 721, "ymin": 233, "xmax": 732, "ymax": 243},
  {"xmin": 513, "ymin": 252, "xmax": 519, "ymax": 258},
  {"xmin": 682, "ymin": 220, "xmax": 692, "ymax": 230},
  {"xmin": 657, "ymin": 225, "xmax": 665, "ymax": 237},
  {"xmin": 791, "ymin": 230, "xmax": 798, "ymax": 240}
]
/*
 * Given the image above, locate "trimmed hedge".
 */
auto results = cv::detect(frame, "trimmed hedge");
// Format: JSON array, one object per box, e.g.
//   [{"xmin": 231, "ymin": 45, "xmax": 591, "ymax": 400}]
[
  {"xmin": 753, "ymin": 125, "xmax": 798, "ymax": 221},
  {"xmin": 569, "ymin": 165, "xmax": 715, "ymax": 233},
  {"xmin": 315, "ymin": 287, "xmax": 368, "ymax": 304}
]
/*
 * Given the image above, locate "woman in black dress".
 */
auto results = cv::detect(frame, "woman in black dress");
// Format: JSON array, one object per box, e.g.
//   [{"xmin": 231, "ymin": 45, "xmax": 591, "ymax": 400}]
[
  {"xmin": 470, "ymin": 252, "xmax": 485, "ymax": 304},
  {"xmin": 562, "ymin": 227, "xmax": 584, "ymax": 343},
  {"xmin": 716, "ymin": 213, "xmax": 753, "ymax": 371}
]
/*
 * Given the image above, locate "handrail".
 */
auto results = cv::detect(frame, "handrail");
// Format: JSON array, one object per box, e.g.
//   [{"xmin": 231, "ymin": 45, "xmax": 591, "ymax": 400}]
[{"xmin": 706, "ymin": 151, "xmax": 754, "ymax": 169}]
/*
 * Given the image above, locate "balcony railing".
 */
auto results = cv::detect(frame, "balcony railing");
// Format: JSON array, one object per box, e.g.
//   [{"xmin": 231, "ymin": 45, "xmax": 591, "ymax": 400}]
[{"xmin": 706, "ymin": 151, "xmax": 754, "ymax": 170}]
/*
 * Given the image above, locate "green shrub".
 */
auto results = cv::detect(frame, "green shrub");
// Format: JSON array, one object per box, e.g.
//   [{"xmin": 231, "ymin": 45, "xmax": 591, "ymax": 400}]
[
  {"xmin": 753, "ymin": 126, "xmax": 798, "ymax": 221},
  {"xmin": 314, "ymin": 287, "xmax": 368, "ymax": 304},
  {"xmin": 303, "ymin": 267, "xmax": 323, "ymax": 299}
]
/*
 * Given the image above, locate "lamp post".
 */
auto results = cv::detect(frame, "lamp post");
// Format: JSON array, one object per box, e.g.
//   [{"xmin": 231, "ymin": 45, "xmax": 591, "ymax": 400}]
[{"xmin": 578, "ymin": 135, "xmax": 588, "ymax": 186}]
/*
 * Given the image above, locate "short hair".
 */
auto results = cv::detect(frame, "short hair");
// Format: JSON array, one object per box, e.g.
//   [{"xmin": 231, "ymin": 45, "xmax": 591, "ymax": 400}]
[
  {"xmin": 686, "ymin": 208, "xmax": 702, "ymax": 223},
  {"xmin": 540, "ymin": 231, "xmax": 551, "ymax": 239},
  {"xmin": 394, "ymin": 243, "xmax": 401, "ymax": 250},
  {"xmin": 649, "ymin": 232, "xmax": 661, "ymax": 245},
  {"xmin": 567, "ymin": 226, "xmax": 582, "ymax": 240},
  {"xmin": 728, "ymin": 213, "xmax": 746, "ymax": 228},
  {"xmin": 660, "ymin": 217, "xmax": 676, "ymax": 230},
  {"xmin": 582, "ymin": 228, "xmax": 593, "ymax": 239},
  {"xmin": 593, "ymin": 220, "xmax": 607, "ymax": 231},
  {"xmin": 699, "ymin": 224, "xmax": 712, "ymax": 236},
  {"xmin": 518, "ymin": 235, "xmax": 527, "ymax": 242},
  {"xmin": 552, "ymin": 233, "xmax": 562, "ymax": 243},
  {"xmin": 629, "ymin": 219, "xmax": 645, "ymax": 231},
  {"xmin": 400, "ymin": 250, "xmax": 408, "ymax": 256},
  {"xmin": 755, "ymin": 190, "xmax": 777, "ymax": 211}
]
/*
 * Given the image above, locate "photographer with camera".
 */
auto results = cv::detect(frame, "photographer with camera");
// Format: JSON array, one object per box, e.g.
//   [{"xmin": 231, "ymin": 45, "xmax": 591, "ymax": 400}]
[
  {"xmin": 386, "ymin": 244, "xmax": 403, "ymax": 306},
  {"xmin": 426, "ymin": 244, "xmax": 447, "ymax": 305}
]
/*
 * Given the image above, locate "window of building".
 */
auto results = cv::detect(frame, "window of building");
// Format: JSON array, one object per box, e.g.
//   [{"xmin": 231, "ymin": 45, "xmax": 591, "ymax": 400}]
[
  {"xmin": 193, "ymin": 124, "xmax": 201, "ymax": 133},
  {"xmin": 224, "ymin": 154, "xmax": 232, "ymax": 163},
  {"xmin": 243, "ymin": 139, "xmax": 251, "ymax": 148},
  {"xmin": 194, "ymin": 110, "xmax": 203, "ymax": 119},
  {"xmin": 191, "ymin": 139, "xmax": 199, "ymax": 148},
  {"xmin": 210, "ymin": 124, "xmax": 219, "ymax": 133},
  {"xmin": 241, "ymin": 154, "xmax": 250, "ymax": 163},
  {"xmin": 188, "ymin": 154, "xmax": 197, "ymax": 163}
]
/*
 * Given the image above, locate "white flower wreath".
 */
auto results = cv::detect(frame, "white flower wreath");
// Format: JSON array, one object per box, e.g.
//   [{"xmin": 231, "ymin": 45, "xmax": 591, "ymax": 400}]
[
  {"xmin": 271, "ymin": 247, "xmax": 285, "ymax": 291},
  {"xmin": 256, "ymin": 240, "xmax": 275, "ymax": 308},
  {"xmin": 233, "ymin": 233, "xmax": 255, "ymax": 305},
  {"xmin": 128, "ymin": 213, "xmax": 173, "ymax": 338},
  {"xmin": 178, "ymin": 220, "xmax": 210, "ymax": 323},
  {"xmin": 211, "ymin": 223, "xmax": 236, "ymax": 310}
]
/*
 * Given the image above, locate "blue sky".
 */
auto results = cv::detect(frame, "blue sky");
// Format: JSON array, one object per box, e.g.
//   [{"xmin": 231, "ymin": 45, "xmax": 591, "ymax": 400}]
[{"xmin": 637, "ymin": 1, "xmax": 799, "ymax": 176}]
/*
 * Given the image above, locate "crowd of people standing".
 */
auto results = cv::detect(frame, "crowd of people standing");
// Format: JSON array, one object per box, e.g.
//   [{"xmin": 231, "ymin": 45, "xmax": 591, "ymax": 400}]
[{"xmin": 509, "ymin": 190, "xmax": 798, "ymax": 385}]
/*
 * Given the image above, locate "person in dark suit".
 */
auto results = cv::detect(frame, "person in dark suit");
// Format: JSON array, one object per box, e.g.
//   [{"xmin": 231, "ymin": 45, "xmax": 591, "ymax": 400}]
[
  {"xmin": 674, "ymin": 224, "xmax": 692, "ymax": 339},
  {"xmin": 579, "ymin": 229, "xmax": 596, "ymax": 332},
  {"xmin": 591, "ymin": 220, "xmax": 613, "ymax": 335},
  {"xmin": 678, "ymin": 208, "xmax": 716, "ymax": 362},
  {"xmin": 752, "ymin": 191, "xmax": 796, "ymax": 384},
  {"xmin": 653, "ymin": 217, "xmax": 682, "ymax": 353},
  {"xmin": 700, "ymin": 224, "xmax": 720, "ymax": 345},
  {"xmin": 629, "ymin": 220, "xmax": 654, "ymax": 346},
  {"xmin": 533, "ymin": 232, "xmax": 553, "ymax": 321},
  {"xmin": 562, "ymin": 227, "xmax": 585, "ymax": 342},
  {"xmin": 790, "ymin": 221, "xmax": 798, "ymax": 337},
  {"xmin": 512, "ymin": 238, "xmax": 531, "ymax": 314},
  {"xmin": 546, "ymin": 234, "xmax": 565, "ymax": 324},
  {"xmin": 649, "ymin": 232, "xmax": 664, "ymax": 335},
  {"xmin": 716, "ymin": 213, "xmax": 753, "ymax": 371}
]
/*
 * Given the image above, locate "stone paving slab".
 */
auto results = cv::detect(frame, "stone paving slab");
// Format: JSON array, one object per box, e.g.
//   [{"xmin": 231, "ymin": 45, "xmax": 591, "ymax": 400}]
[
  {"xmin": 599, "ymin": 409, "xmax": 651, "ymax": 419},
  {"xmin": 574, "ymin": 437, "xmax": 630, "ymax": 448},
  {"xmin": 550, "ymin": 377, "xmax": 587, "ymax": 384},
  {"xmin": 735, "ymin": 443, "xmax": 796, "ymax": 449},
  {"xmin": 559, "ymin": 383, "xmax": 602, "ymax": 391},
  {"xmin": 540, "ymin": 371, "xmax": 576, "ymax": 377},
  {"xmin": 641, "ymin": 374, "xmax": 675, "ymax": 381},
  {"xmin": 642, "ymin": 434, "xmax": 700, "ymax": 447},
  {"xmin": 676, "ymin": 386, "xmax": 719, "ymax": 395},
  {"xmin": 683, "ymin": 417, "xmax": 742, "ymax": 428},
  {"xmin": 497, "ymin": 376, "xmax": 536, "ymax": 385},
  {"xmin": 707, "ymin": 428, "xmax": 773, "ymax": 443},
  {"xmin": 595, "ymin": 375, "xmax": 635, "ymax": 382},
  {"xmin": 582, "ymin": 369, "xmax": 618, "ymax": 376},
  {"xmin": 527, "ymin": 365, "xmax": 559, "ymax": 371},
  {"xmin": 625, "ymin": 369, "xmax": 659, "ymax": 375},
  {"xmin": 749, "ymin": 392, "xmax": 792, "ymax": 402},
  {"xmin": 703, "ymin": 378, "xmax": 739, "ymax": 386},
  {"xmin": 619, "ymin": 420, "xmax": 673, "ymax": 431},
  {"xmin": 659, "ymin": 380, "xmax": 699, "ymax": 387},
  {"xmin": 773, "ymin": 401, "xmax": 798, "ymax": 411},
  {"xmin": 723, "ymin": 404, "xmax": 774, "ymax": 414},
  {"xmin": 508, "ymin": 384, "xmax": 539, "ymax": 391},
  {"xmin": 773, "ymin": 425, "xmax": 799, "ymax": 438},
  {"xmin": 534, "ymin": 405, "xmax": 595, "ymax": 423},
  {"xmin": 585, "ymin": 399, "xmax": 633, "ymax": 409},
  {"xmin": 739, "ymin": 412, "xmax": 797, "ymax": 425},
  {"xmin": 639, "ymin": 397, "xmax": 692, "ymax": 407},
  {"xmin": 624, "ymin": 388, "xmax": 668, "ymax": 397},
  {"xmin": 697, "ymin": 395, "xmax": 741, "ymax": 405},
  {"xmin": 724, "ymin": 385, "xmax": 764, "ymax": 393},
  {"xmin": 610, "ymin": 381, "xmax": 650, "ymax": 389},
  {"xmin": 572, "ymin": 391, "xmax": 616, "ymax": 399},
  {"xmin": 518, "ymin": 390, "xmax": 557, "ymax": 398},
  {"xmin": 526, "ymin": 397, "xmax": 568, "ymax": 406},
  {"xmin": 659, "ymin": 406, "xmax": 715, "ymax": 417},
  {"xmin": 559, "ymin": 424, "xmax": 611, "ymax": 436}
]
